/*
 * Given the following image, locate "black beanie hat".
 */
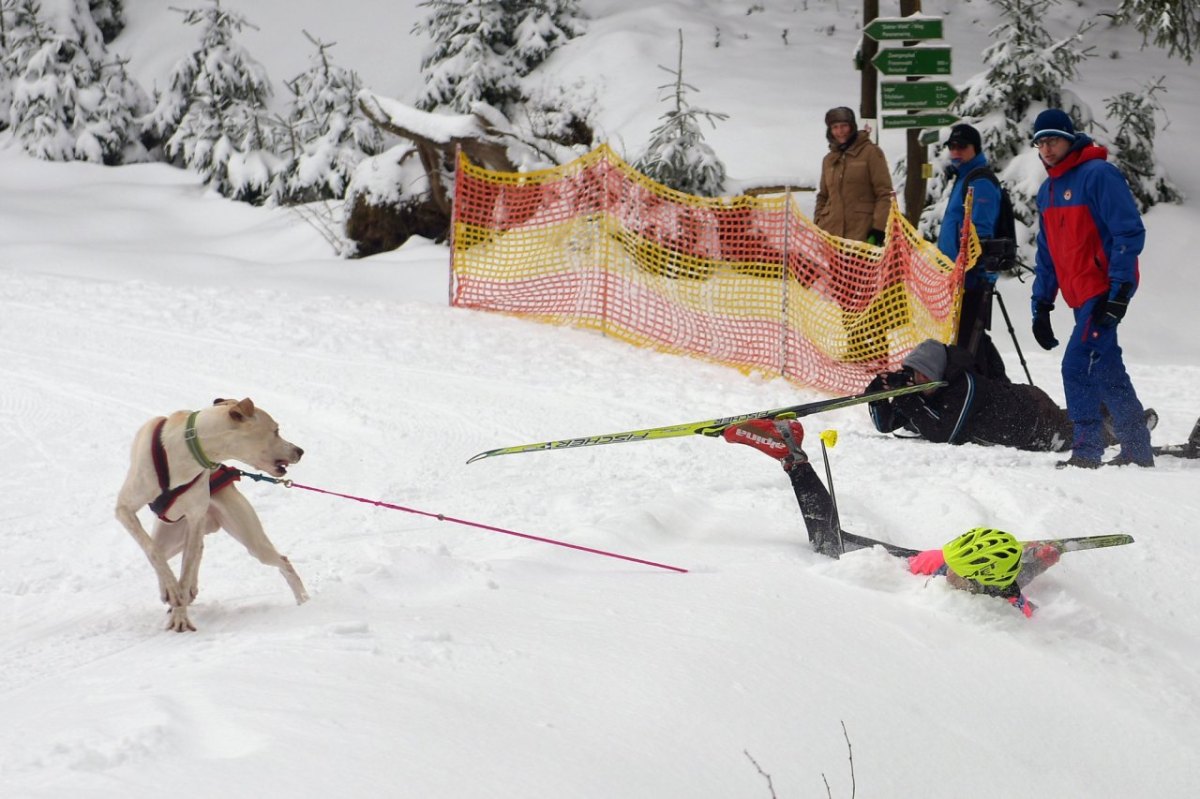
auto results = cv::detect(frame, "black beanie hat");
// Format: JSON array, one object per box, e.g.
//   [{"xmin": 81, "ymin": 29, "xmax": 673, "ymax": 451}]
[{"xmin": 944, "ymin": 123, "xmax": 983, "ymax": 152}]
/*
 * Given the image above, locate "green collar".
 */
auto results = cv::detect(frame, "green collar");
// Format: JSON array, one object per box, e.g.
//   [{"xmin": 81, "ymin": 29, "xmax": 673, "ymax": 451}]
[{"xmin": 183, "ymin": 410, "xmax": 219, "ymax": 470}]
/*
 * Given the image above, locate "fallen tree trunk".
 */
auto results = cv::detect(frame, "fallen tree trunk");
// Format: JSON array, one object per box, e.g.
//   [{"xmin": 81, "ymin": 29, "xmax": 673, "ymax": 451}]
[{"xmin": 357, "ymin": 92, "xmax": 517, "ymax": 218}]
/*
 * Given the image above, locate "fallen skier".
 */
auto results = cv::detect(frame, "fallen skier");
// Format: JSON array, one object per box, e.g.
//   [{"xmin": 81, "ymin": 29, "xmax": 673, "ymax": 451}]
[{"xmin": 721, "ymin": 418, "xmax": 1125, "ymax": 617}]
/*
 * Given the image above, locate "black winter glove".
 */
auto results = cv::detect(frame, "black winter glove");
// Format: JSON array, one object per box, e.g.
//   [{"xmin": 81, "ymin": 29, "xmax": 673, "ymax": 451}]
[
  {"xmin": 1093, "ymin": 282, "xmax": 1133, "ymax": 328},
  {"xmin": 1031, "ymin": 301, "xmax": 1059, "ymax": 350},
  {"xmin": 865, "ymin": 229, "xmax": 886, "ymax": 246},
  {"xmin": 865, "ymin": 374, "xmax": 889, "ymax": 407}
]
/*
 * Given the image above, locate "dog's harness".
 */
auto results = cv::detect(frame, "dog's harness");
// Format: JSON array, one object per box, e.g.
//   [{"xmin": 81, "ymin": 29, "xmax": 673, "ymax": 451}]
[{"xmin": 148, "ymin": 412, "xmax": 240, "ymax": 522}]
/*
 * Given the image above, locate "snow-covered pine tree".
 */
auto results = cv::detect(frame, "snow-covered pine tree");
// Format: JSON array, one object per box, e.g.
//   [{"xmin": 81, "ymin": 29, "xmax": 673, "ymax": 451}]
[
  {"xmin": 413, "ymin": 0, "xmax": 585, "ymax": 116},
  {"xmin": 146, "ymin": 0, "xmax": 277, "ymax": 203},
  {"xmin": 272, "ymin": 31, "xmax": 385, "ymax": 204},
  {"xmin": 520, "ymin": 77, "xmax": 595, "ymax": 150},
  {"xmin": 633, "ymin": 30, "xmax": 728, "ymax": 197},
  {"xmin": 1103, "ymin": 77, "xmax": 1181, "ymax": 211},
  {"xmin": 88, "ymin": 0, "xmax": 123, "ymax": 43},
  {"xmin": 920, "ymin": 0, "xmax": 1094, "ymax": 258},
  {"xmin": 71, "ymin": 54, "xmax": 151, "ymax": 163},
  {"xmin": 7, "ymin": 0, "xmax": 146, "ymax": 163},
  {"xmin": 76, "ymin": 55, "xmax": 151, "ymax": 164},
  {"xmin": 0, "ymin": 0, "xmax": 21, "ymax": 131},
  {"xmin": 1117, "ymin": 0, "xmax": 1199, "ymax": 64},
  {"xmin": 3, "ymin": 0, "xmax": 75, "ymax": 158},
  {"xmin": 509, "ymin": 0, "xmax": 584, "ymax": 74},
  {"xmin": 412, "ymin": 0, "xmax": 520, "ymax": 113}
]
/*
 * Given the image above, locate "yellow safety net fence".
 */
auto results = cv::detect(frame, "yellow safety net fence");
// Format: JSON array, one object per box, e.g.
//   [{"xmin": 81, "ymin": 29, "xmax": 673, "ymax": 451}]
[{"xmin": 450, "ymin": 143, "xmax": 973, "ymax": 394}]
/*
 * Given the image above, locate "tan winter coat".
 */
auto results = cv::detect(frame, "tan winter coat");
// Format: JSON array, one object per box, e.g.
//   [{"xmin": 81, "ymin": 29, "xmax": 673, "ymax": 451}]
[{"xmin": 813, "ymin": 132, "xmax": 894, "ymax": 241}]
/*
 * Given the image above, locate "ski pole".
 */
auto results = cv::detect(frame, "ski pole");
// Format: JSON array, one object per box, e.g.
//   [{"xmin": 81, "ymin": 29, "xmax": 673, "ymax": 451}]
[
  {"xmin": 237, "ymin": 471, "xmax": 687, "ymax": 573},
  {"xmin": 817, "ymin": 429, "xmax": 844, "ymax": 557}
]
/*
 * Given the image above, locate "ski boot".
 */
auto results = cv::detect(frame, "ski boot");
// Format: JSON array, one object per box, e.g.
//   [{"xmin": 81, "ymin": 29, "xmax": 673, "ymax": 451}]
[{"xmin": 722, "ymin": 418, "xmax": 808, "ymax": 471}]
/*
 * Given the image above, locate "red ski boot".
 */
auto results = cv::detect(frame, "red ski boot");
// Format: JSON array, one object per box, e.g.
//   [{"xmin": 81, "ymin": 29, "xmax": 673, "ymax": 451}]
[{"xmin": 722, "ymin": 418, "xmax": 808, "ymax": 470}]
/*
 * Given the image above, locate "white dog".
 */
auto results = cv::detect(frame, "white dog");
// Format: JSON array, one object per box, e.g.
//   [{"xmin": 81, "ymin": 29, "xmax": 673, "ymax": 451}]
[{"xmin": 115, "ymin": 398, "xmax": 308, "ymax": 632}]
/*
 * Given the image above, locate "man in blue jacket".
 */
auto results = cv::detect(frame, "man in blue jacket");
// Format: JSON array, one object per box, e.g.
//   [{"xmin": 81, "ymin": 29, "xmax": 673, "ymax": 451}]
[
  {"xmin": 1029, "ymin": 108, "xmax": 1153, "ymax": 468},
  {"xmin": 937, "ymin": 123, "xmax": 1008, "ymax": 380}
]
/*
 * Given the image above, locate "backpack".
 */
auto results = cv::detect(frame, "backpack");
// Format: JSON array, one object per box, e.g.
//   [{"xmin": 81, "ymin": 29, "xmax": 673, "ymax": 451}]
[{"xmin": 963, "ymin": 166, "xmax": 1019, "ymax": 272}]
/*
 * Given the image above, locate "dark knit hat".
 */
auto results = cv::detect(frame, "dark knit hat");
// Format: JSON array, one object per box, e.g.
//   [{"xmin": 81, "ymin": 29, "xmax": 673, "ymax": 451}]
[
  {"xmin": 944, "ymin": 123, "xmax": 982, "ymax": 152},
  {"xmin": 1031, "ymin": 109, "xmax": 1077, "ymax": 143},
  {"xmin": 825, "ymin": 106, "xmax": 857, "ymax": 127},
  {"xmin": 902, "ymin": 340, "xmax": 948, "ymax": 381}
]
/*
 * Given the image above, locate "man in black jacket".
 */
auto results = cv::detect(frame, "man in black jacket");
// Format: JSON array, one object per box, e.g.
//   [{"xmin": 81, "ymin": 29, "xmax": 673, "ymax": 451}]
[{"xmin": 866, "ymin": 339, "xmax": 1150, "ymax": 452}]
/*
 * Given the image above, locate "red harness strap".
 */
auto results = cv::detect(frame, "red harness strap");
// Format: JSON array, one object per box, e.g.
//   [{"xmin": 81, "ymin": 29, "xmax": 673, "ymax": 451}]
[{"xmin": 147, "ymin": 418, "xmax": 240, "ymax": 522}]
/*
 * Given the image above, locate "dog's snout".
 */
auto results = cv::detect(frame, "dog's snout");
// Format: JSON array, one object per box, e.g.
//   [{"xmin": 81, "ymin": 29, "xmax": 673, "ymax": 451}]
[{"xmin": 293, "ymin": 446, "xmax": 304, "ymax": 461}]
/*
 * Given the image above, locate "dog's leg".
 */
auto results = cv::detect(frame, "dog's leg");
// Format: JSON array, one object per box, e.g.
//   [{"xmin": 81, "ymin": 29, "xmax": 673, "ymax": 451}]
[
  {"xmin": 178, "ymin": 517, "xmax": 204, "ymax": 592},
  {"xmin": 153, "ymin": 494, "xmax": 227, "ymax": 631},
  {"xmin": 147, "ymin": 515, "xmax": 203, "ymax": 631},
  {"xmin": 210, "ymin": 487, "xmax": 309, "ymax": 604},
  {"xmin": 115, "ymin": 495, "xmax": 186, "ymax": 611},
  {"xmin": 116, "ymin": 420, "xmax": 199, "ymax": 631},
  {"xmin": 147, "ymin": 517, "xmax": 194, "ymax": 631}
]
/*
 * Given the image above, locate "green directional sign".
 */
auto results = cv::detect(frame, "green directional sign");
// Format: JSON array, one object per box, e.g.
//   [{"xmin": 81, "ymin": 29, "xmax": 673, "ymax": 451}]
[
  {"xmin": 881, "ymin": 81, "xmax": 958, "ymax": 110},
  {"xmin": 864, "ymin": 17, "xmax": 943, "ymax": 41},
  {"xmin": 872, "ymin": 47, "xmax": 952, "ymax": 76},
  {"xmin": 882, "ymin": 112, "xmax": 959, "ymax": 130}
]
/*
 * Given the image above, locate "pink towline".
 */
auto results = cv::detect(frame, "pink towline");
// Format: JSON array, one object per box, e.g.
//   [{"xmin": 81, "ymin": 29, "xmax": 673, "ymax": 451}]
[{"xmin": 284, "ymin": 480, "xmax": 688, "ymax": 574}]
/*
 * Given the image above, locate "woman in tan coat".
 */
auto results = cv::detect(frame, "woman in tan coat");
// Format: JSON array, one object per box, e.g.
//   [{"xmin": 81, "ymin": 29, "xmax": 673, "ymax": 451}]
[
  {"xmin": 813, "ymin": 106, "xmax": 898, "ymax": 364},
  {"xmin": 813, "ymin": 107, "xmax": 893, "ymax": 243}
]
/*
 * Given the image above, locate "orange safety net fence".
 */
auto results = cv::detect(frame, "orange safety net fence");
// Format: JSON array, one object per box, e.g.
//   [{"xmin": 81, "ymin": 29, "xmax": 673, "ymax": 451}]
[{"xmin": 450, "ymin": 144, "xmax": 972, "ymax": 394}]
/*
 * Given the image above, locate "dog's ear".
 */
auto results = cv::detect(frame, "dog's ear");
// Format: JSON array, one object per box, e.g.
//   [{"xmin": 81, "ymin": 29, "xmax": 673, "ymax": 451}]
[
  {"xmin": 213, "ymin": 398, "xmax": 230, "ymax": 406},
  {"xmin": 229, "ymin": 397, "xmax": 256, "ymax": 422}
]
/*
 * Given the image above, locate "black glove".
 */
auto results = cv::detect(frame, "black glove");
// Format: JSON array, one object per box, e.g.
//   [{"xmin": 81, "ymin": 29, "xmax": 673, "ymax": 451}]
[
  {"xmin": 1031, "ymin": 301, "xmax": 1058, "ymax": 350},
  {"xmin": 1093, "ymin": 282, "xmax": 1133, "ymax": 328},
  {"xmin": 865, "ymin": 375, "xmax": 889, "ymax": 412},
  {"xmin": 884, "ymin": 368, "xmax": 914, "ymax": 388},
  {"xmin": 866, "ymin": 229, "xmax": 886, "ymax": 246}
]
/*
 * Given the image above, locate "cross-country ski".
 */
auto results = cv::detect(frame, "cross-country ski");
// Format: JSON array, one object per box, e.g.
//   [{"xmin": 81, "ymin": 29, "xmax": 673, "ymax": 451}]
[{"xmin": 466, "ymin": 382, "xmax": 942, "ymax": 463}]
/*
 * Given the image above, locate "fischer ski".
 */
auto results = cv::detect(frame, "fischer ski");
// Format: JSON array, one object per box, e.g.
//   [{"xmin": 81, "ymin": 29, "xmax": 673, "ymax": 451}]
[
  {"xmin": 1022, "ymin": 533, "xmax": 1134, "ymax": 553},
  {"xmin": 831, "ymin": 531, "xmax": 1134, "ymax": 559},
  {"xmin": 466, "ymin": 381, "xmax": 944, "ymax": 464}
]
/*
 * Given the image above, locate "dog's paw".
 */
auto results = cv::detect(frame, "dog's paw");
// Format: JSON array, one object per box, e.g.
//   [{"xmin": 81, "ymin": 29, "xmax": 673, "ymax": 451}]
[{"xmin": 165, "ymin": 607, "xmax": 197, "ymax": 633}]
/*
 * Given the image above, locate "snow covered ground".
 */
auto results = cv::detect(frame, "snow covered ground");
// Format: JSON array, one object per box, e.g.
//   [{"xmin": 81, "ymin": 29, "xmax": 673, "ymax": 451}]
[{"xmin": 3, "ymin": 2, "xmax": 1200, "ymax": 797}]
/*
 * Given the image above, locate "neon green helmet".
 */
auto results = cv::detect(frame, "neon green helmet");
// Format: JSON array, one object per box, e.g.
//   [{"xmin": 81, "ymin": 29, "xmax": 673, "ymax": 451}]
[{"xmin": 942, "ymin": 528, "xmax": 1023, "ymax": 588}]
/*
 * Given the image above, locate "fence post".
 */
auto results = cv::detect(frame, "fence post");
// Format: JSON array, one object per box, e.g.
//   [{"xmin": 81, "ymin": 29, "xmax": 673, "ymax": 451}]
[
  {"xmin": 601, "ymin": 148, "xmax": 611, "ymax": 339},
  {"xmin": 448, "ymin": 146, "xmax": 462, "ymax": 307},
  {"xmin": 779, "ymin": 191, "xmax": 793, "ymax": 378}
]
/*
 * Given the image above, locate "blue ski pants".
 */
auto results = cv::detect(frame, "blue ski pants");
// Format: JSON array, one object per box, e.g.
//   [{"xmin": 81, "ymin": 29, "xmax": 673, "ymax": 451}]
[{"xmin": 1062, "ymin": 295, "xmax": 1152, "ymax": 462}]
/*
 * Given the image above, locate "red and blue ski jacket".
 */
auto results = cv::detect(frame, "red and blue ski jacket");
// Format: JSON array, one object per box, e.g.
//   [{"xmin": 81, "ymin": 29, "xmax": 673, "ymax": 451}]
[{"xmin": 1031, "ymin": 137, "xmax": 1145, "ymax": 309}]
